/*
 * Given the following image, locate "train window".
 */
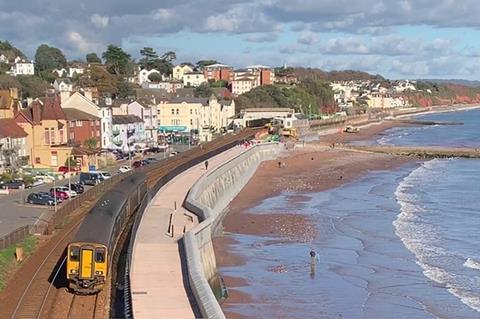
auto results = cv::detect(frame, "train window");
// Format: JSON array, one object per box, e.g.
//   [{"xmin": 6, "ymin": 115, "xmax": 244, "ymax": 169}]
[
  {"xmin": 95, "ymin": 248, "xmax": 106, "ymax": 263},
  {"xmin": 70, "ymin": 246, "xmax": 80, "ymax": 261}
]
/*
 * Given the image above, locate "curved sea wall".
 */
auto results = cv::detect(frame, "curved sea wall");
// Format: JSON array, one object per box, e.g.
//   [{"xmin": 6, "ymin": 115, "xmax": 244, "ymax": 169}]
[{"xmin": 184, "ymin": 143, "xmax": 280, "ymax": 319}]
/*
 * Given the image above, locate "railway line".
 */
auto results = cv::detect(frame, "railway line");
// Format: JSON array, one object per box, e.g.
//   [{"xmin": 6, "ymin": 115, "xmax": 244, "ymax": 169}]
[{"xmin": 3, "ymin": 129, "xmax": 256, "ymax": 319}]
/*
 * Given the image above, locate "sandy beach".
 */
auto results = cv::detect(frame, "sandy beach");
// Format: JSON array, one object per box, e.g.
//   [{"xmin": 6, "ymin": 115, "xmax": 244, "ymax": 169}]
[{"xmin": 213, "ymin": 121, "xmax": 415, "ymax": 318}]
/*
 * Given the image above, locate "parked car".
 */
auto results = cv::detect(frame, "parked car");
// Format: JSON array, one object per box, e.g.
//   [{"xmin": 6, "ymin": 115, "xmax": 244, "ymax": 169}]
[
  {"xmin": 132, "ymin": 161, "xmax": 143, "ymax": 168},
  {"xmin": 64, "ymin": 183, "xmax": 84, "ymax": 194},
  {"xmin": 49, "ymin": 188, "xmax": 69, "ymax": 200},
  {"xmin": 0, "ymin": 180, "xmax": 25, "ymax": 189},
  {"xmin": 95, "ymin": 171, "xmax": 112, "ymax": 180},
  {"xmin": 52, "ymin": 186, "xmax": 77, "ymax": 198},
  {"xmin": 38, "ymin": 192, "xmax": 63, "ymax": 204},
  {"xmin": 79, "ymin": 172, "xmax": 103, "ymax": 185},
  {"xmin": 58, "ymin": 166, "xmax": 79, "ymax": 174},
  {"xmin": 26, "ymin": 193, "xmax": 55, "ymax": 206},
  {"xmin": 119, "ymin": 165, "xmax": 132, "ymax": 173}
]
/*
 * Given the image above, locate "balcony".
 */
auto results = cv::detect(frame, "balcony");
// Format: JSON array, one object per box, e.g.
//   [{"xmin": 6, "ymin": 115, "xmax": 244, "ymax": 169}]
[
  {"xmin": 113, "ymin": 140, "xmax": 123, "ymax": 147},
  {"xmin": 112, "ymin": 129, "xmax": 120, "ymax": 136},
  {"xmin": 127, "ymin": 129, "xmax": 135, "ymax": 137}
]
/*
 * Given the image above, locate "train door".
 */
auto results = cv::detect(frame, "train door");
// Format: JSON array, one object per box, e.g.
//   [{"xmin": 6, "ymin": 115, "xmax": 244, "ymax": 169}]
[{"xmin": 80, "ymin": 248, "xmax": 94, "ymax": 279}]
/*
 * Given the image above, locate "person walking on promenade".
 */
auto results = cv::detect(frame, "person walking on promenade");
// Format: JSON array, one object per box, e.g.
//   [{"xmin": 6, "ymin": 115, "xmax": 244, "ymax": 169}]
[
  {"xmin": 310, "ymin": 249, "xmax": 319, "ymax": 278},
  {"xmin": 204, "ymin": 160, "xmax": 209, "ymax": 170}
]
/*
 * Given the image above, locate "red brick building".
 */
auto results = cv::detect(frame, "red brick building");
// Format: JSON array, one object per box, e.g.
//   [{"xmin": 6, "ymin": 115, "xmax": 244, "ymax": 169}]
[
  {"xmin": 63, "ymin": 108, "xmax": 101, "ymax": 147},
  {"xmin": 203, "ymin": 64, "xmax": 233, "ymax": 82}
]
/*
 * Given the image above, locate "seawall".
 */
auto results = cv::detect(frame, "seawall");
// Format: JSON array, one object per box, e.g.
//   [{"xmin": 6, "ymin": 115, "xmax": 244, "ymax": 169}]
[{"xmin": 183, "ymin": 143, "xmax": 280, "ymax": 319}]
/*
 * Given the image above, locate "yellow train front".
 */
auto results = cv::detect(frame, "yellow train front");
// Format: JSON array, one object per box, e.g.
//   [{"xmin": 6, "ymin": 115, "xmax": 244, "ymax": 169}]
[
  {"xmin": 66, "ymin": 172, "xmax": 147, "ymax": 294},
  {"xmin": 67, "ymin": 243, "xmax": 108, "ymax": 293}
]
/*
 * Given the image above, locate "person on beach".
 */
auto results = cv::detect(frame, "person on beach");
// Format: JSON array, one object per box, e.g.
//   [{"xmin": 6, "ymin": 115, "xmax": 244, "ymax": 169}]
[
  {"xmin": 204, "ymin": 160, "xmax": 209, "ymax": 170},
  {"xmin": 310, "ymin": 249, "xmax": 319, "ymax": 278},
  {"xmin": 278, "ymin": 161, "xmax": 282, "ymax": 168}
]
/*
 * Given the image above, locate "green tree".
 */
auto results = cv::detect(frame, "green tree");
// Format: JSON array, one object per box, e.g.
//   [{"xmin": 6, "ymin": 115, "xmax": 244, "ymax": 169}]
[
  {"xmin": 0, "ymin": 40, "xmax": 26, "ymax": 60},
  {"xmin": 147, "ymin": 72, "xmax": 163, "ymax": 82},
  {"xmin": 196, "ymin": 60, "xmax": 218, "ymax": 69},
  {"xmin": 17, "ymin": 75, "xmax": 51, "ymax": 98},
  {"xmin": 78, "ymin": 65, "xmax": 117, "ymax": 95},
  {"xmin": 194, "ymin": 83, "xmax": 213, "ymax": 98},
  {"xmin": 209, "ymin": 80, "xmax": 228, "ymax": 88},
  {"xmin": 86, "ymin": 52, "xmax": 101, "ymax": 63},
  {"xmin": 117, "ymin": 79, "xmax": 136, "ymax": 99},
  {"xmin": 84, "ymin": 137, "xmax": 98, "ymax": 149},
  {"xmin": 0, "ymin": 74, "xmax": 21, "ymax": 89},
  {"xmin": 0, "ymin": 62, "xmax": 10, "ymax": 75},
  {"xmin": 160, "ymin": 51, "xmax": 176, "ymax": 63},
  {"xmin": 34, "ymin": 44, "xmax": 67, "ymax": 72},
  {"xmin": 102, "ymin": 45, "xmax": 131, "ymax": 75},
  {"xmin": 139, "ymin": 47, "xmax": 159, "ymax": 70}
]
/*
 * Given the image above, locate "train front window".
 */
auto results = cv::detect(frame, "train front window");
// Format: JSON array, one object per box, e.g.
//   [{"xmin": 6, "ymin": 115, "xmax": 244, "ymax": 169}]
[
  {"xmin": 95, "ymin": 248, "xmax": 105, "ymax": 263},
  {"xmin": 70, "ymin": 246, "xmax": 80, "ymax": 261}
]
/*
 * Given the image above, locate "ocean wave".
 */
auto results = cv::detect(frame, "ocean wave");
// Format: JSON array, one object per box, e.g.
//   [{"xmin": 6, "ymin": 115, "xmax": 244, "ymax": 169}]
[
  {"xmin": 394, "ymin": 159, "xmax": 480, "ymax": 313},
  {"xmin": 464, "ymin": 258, "xmax": 480, "ymax": 271}
]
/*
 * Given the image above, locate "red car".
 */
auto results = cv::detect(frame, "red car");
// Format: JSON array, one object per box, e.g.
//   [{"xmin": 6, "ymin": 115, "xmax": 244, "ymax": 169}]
[
  {"xmin": 132, "ymin": 161, "xmax": 142, "ymax": 168},
  {"xmin": 49, "ymin": 188, "xmax": 69, "ymax": 200},
  {"xmin": 58, "ymin": 166, "xmax": 79, "ymax": 174}
]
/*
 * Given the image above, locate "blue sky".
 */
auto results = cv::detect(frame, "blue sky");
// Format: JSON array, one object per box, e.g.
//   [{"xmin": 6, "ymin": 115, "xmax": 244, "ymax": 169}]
[{"xmin": 2, "ymin": 0, "xmax": 480, "ymax": 80}]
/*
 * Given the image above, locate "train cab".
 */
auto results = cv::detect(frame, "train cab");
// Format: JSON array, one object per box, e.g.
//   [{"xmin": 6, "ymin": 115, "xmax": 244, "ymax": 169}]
[{"xmin": 67, "ymin": 243, "xmax": 108, "ymax": 294}]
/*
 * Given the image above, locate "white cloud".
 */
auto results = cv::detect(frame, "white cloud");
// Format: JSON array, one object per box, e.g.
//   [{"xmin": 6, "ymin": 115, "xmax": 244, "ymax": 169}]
[
  {"xmin": 66, "ymin": 31, "xmax": 99, "ymax": 53},
  {"xmin": 297, "ymin": 31, "xmax": 318, "ymax": 45},
  {"xmin": 90, "ymin": 14, "xmax": 109, "ymax": 28}
]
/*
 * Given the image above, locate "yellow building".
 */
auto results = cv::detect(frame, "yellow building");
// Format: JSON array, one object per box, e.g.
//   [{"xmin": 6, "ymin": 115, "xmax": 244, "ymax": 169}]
[{"xmin": 0, "ymin": 88, "xmax": 20, "ymax": 119}]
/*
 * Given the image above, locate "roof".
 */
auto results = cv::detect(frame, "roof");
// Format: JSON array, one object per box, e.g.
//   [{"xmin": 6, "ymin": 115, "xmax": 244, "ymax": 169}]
[
  {"xmin": 63, "ymin": 108, "xmax": 100, "ymax": 121},
  {"xmin": 112, "ymin": 114, "xmax": 143, "ymax": 125},
  {"xmin": 242, "ymin": 108, "xmax": 294, "ymax": 113},
  {"xmin": 203, "ymin": 63, "xmax": 231, "ymax": 69},
  {"xmin": 184, "ymin": 71, "xmax": 203, "ymax": 75},
  {"xmin": 0, "ymin": 118, "xmax": 27, "ymax": 138},
  {"xmin": 233, "ymin": 77, "xmax": 255, "ymax": 82},
  {"xmin": 167, "ymin": 97, "xmax": 209, "ymax": 105},
  {"xmin": 19, "ymin": 95, "xmax": 66, "ymax": 123}
]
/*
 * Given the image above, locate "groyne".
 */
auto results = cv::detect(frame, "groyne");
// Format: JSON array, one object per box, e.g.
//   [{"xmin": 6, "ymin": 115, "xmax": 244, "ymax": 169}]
[
  {"xmin": 183, "ymin": 143, "xmax": 280, "ymax": 319},
  {"xmin": 342, "ymin": 144, "xmax": 480, "ymax": 159}
]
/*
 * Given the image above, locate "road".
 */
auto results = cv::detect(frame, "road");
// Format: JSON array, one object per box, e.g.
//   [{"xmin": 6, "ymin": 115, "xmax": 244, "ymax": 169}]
[{"xmin": 0, "ymin": 145, "xmax": 190, "ymax": 237}]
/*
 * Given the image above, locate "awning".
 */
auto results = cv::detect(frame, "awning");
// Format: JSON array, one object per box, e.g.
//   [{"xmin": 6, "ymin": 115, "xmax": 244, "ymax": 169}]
[{"xmin": 158, "ymin": 125, "xmax": 187, "ymax": 132}]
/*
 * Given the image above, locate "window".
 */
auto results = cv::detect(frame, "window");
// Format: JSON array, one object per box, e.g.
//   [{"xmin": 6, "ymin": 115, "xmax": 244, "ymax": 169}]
[
  {"xmin": 69, "ymin": 246, "xmax": 80, "ymax": 261},
  {"xmin": 69, "ymin": 121, "xmax": 75, "ymax": 128},
  {"xmin": 95, "ymin": 248, "xmax": 105, "ymax": 263},
  {"xmin": 59, "ymin": 129, "xmax": 64, "ymax": 143},
  {"xmin": 50, "ymin": 128, "xmax": 55, "ymax": 144},
  {"xmin": 190, "ymin": 119, "xmax": 193, "ymax": 125},
  {"xmin": 76, "ymin": 120, "xmax": 83, "ymax": 127},
  {"xmin": 35, "ymin": 157, "xmax": 40, "ymax": 164},
  {"xmin": 171, "ymin": 109, "xmax": 175, "ymax": 115},
  {"xmin": 190, "ymin": 109, "xmax": 192, "ymax": 115},
  {"xmin": 69, "ymin": 132, "xmax": 74, "ymax": 140},
  {"xmin": 44, "ymin": 128, "xmax": 50, "ymax": 145},
  {"xmin": 176, "ymin": 109, "xmax": 179, "ymax": 115},
  {"xmin": 96, "ymin": 120, "xmax": 100, "ymax": 126},
  {"xmin": 97, "ymin": 130, "xmax": 100, "ymax": 137},
  {"xmin": 103, "ymin": 122, "xmax": 106, "ymax": 132}
]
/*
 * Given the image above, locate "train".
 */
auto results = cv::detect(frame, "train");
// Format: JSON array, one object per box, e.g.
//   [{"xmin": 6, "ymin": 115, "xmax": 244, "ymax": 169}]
[{"xmin": 66, "ymin": 172, "xmax": 148, "ymax": 294}]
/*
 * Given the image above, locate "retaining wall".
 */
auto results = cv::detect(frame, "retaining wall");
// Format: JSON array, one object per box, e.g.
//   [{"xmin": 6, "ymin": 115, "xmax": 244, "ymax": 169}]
[{"xmin": 184, "ymin": 143, "xmax": 280, "ymax": 319}]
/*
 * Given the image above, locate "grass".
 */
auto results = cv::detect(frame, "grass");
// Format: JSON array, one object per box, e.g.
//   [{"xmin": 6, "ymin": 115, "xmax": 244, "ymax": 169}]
[{"xmin": 0, "ymin": 236, "xmax": 37, "ymax": 291}]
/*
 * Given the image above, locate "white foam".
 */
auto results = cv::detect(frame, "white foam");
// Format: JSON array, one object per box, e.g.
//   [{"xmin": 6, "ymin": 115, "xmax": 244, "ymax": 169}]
[
  {"xmin": 464, "ymin": 258, "xmax": 480, "ymax": 271},
  {"xmin": 394, "ymin": 159, "xmax": 480, "ymax": 313}
]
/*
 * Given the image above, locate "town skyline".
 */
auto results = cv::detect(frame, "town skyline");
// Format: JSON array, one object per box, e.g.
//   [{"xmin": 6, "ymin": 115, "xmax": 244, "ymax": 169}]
[{"xmin": 2, "ymin": 1, "xmax": 480, "ymax": 80}]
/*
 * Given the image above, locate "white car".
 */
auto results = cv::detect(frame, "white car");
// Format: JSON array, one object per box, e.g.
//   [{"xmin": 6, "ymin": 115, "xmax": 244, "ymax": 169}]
[
  {"xmin": 96, "ymin": 171, "xmax": 112, "ymax": 180},
  {"xmin": 55, "ymin": 186, "xmax": 78, "ymax": 198},
  {"xmin": 119, "ymin": 165, "xmax": 132, "ymax": 173}
]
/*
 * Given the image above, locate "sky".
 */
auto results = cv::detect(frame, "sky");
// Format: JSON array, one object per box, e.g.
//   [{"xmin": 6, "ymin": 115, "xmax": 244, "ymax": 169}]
[{"xmin": 1, "ymin": 0, "xmax": 480, "ymax": 80}]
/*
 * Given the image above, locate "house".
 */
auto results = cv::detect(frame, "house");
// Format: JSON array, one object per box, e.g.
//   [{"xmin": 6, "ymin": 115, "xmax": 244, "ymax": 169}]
[
  {"xmin": 62, "ymin": 92, "xmax": 113, "ymax": 149},
  {"xmin": 183, "ymin": 72, "xmax": 207, "ymax": 87},
  {"xmin": 173, "ymin": 64, "xmax": 194, "ymax": 81},
  {"xmin": 0, "ymin": 118, "xmax": 28, "ymax": 172},
  {"xmin": 52, "ymin": 68, "xmax": 68, "ymax": 77},
  {"xmin": 203, "ymin": 64, "xmax": 233, "ymax": 82},
  {"xmin": 63, "ymin": 108, "xmax": 101, "ymax": 147},
  {"xmin": 9, "ymin": 58, "xmax": 34, "ymax": 76},
  {"xmin": 111, "ymin": 115, "xmax": 145, "ymax": 152},
  {"xmin": 14, "ymin": 95, "xmax": 71, "ymax": 169},
  {"xmin": 138, "ymin": 68, "xmax": 162, "ymax": 85},
  {"xmin": 68, "ymin": 66, "xmax": 85, "ymax": 78},
  {"xmin": 246, "ymin": 65, "xmax": 275, "ymax": 85},
  {"xmin": 0, "ymin": 88, "xmax": 20, "ymax": 119},
  {"xmin": 53, "ymin": 78, "xmax": 74, "ymax": 93},
  {"xmin": 124, "ymin": 101, "xmax": 158, "ymax": 146},
  {"xmin": 0, "ymin": 54, "xmax": 8, "ymax": 64},
  {"xmin": 141, "ymin": 81, "xmax": 184, "ymax": 93},
  {"xmin": 275, "ymin": 73, "xmax": 298, "ymax": 85},
  {"xmin": 158, "ymin": 95, "xmax": 235, "ymax": 142},
  {"xmin": 231, "ymin": 75, "xmax": 256, "ymax": 95}
]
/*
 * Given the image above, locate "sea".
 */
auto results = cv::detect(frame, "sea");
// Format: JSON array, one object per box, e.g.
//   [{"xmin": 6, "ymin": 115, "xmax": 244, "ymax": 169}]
[{"xmin": 219, "ymin": 108, "xmax": 480, "ymax": 318}]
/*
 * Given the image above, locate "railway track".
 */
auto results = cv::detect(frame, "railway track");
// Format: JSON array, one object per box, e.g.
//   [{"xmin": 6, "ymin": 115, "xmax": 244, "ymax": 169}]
[{"xmin": 5, "ymin": 130, "xmax": 256, "ymax": 319}]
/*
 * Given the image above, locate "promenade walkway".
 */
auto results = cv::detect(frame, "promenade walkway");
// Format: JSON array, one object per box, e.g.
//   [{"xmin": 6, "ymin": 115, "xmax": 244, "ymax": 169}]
[{"xmin": 131, "ymin": 146, "xmax": 245, "ymax": 318}]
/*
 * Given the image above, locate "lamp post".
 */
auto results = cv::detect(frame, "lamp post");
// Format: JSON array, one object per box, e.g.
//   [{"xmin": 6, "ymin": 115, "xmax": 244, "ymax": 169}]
[{"xmin": 53, "ymin": 176, "xmax": 57, "ymax": 213}]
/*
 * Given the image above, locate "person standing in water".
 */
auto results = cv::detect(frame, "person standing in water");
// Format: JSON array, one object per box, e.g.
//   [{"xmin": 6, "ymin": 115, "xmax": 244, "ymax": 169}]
[{"xmin": 310, "ymin": 249, "xmax": 319, "ymax": 278}]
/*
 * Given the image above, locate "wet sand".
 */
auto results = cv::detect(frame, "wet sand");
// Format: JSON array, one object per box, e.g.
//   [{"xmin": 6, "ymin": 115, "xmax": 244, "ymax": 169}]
[{"xmin": 213, "ymin": 122, "xmax": 415, "ymax": 318}]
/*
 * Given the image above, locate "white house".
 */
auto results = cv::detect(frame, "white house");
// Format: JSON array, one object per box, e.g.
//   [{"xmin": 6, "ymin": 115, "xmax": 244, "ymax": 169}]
[
  {"xmin": 231, "ymin": 77, "xmax": 255, "ymax": 95},
  {"xmin": 53, "ymin": 79, "xmax": 73, "ymax": 92},
  {"xmin": 68, "ymin": 66, "xmax": 85, "ymax": 78},
  {"xmin": 183, "ymin": 72, "xmax": 207, "ymax": 87},
  {"xmin": 0, "ymin": 54, "xmax": 8, "ymax": 64},
  {"xmin": 52, "ymin": 68, "xmax": 68, "ymax": 77},
  {"xmin": 9, "ymin": 58, "xmax": 34, "ymax": 76},
  {"xmin": 111, "ymin": 115, "xmax": 146, "ymax": 152},
  {"xmin": 125, "ymin": 101, "xmax": 158, "ymax": 146},
  {"xmin": 141, "ymin": 81, "xmax": 184, "ymax": 93},
  {"xmin": 138, "ymin": 68, "xmax": 162, "ymax": 85},
  {"xmin": 173, "ymin": 64, "xmax": 194, "ymax": 81}
]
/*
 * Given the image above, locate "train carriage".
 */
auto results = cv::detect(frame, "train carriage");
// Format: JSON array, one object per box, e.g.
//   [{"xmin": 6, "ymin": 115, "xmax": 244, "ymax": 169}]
[{"xmin": 67, "ymin": 173, "xmax": 147, "ymax": 294}]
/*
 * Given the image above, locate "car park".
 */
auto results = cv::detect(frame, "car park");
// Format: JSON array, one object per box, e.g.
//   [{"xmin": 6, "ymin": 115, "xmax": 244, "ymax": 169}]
[
  {"xmin": 26, "ymin": 193, "xmax": 55, "ymax": 206},
  {"xmin": 64, "ymin": 183, "xmax": 84, "ymax": 194},
  {"xmin": 79, "ymin": 172, "xmax": 103, "ymax": 185}
]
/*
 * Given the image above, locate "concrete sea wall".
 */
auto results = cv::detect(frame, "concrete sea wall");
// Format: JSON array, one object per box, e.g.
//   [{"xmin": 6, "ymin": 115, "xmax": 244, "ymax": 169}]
[{"xmin": 184, "ymin": 143, "xmax": 280, "ymax": 319}]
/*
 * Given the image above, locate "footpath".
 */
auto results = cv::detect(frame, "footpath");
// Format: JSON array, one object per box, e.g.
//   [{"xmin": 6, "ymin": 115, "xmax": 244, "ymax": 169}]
[{"xmin": 130, "ymin": 146, "xmax": 245, "ymax": 318}]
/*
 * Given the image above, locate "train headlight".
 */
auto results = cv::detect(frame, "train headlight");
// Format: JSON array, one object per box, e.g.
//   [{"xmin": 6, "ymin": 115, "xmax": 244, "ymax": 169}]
[
  {"xmin": 95, "ymin": 271, "xmax": 103, "ymax": 275},
  {"xmin": 70, "ymin": 269, "xmax": 78, "ymax": 274}
]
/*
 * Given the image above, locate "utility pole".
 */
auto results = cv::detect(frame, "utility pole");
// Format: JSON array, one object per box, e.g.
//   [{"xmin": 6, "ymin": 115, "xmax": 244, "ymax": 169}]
[{"xmin": 68, "ymin": 155, "xmax": 71, "ymax": 196}]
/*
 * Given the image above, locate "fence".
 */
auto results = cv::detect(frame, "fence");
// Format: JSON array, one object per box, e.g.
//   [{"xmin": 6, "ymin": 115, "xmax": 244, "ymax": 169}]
[{"xmin": 0, "ymin": 225, "xmax": 30, "ymax": 250}]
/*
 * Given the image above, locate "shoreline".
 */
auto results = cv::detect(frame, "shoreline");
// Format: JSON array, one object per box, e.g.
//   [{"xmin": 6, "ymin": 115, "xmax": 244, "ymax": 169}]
[{"xmin": 212, "ymin": 105, "xmax": 479, "ymax": 318}]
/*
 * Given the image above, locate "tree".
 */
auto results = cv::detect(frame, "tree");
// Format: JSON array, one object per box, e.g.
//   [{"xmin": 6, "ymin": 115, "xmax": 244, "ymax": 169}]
[
  {"xmin": 17, "ymin": 75, "xmax": 51, "ymax": 98},
  {"xmin": 139, "ymin": 47, "xmax": 158, "ymax": 70},
  {"xmin": 0, "ymin": 41, "xmax": 26, "ymax": 60},
  {"xmin": 86, "ymin": 52, "xmax": 101, "ymax": 63},
  {"xmin": 160, "ymin": 51, "xmax": 176, "ymax": 63},
  {"xmin": 148, "ymin": 72, "xmax": 163, "ymax": 82},
  {"xmin": 0, "ymin": 74, "xmax": 21, "ymax": 89},
  {"xmin": 34, "ymin": 44, "xmax": 67, "ymax": 72},
  {"xmin": 0, "ymin": 62, "xmax": 9, "ymax": 74},
  {"xmin": 209, "ymin": 80, "xmax": 228, "ymax": 88},
  {"xmin": 194, "ymin": 83, "xmax": 213, "ymax": 98},
  {"xmin": 84, "ymin": 137, "xmax": 98, "ymax": 149},
  {"xmin": 116, "ymin": 79, "xmax": 136, "ymax": 99},
  {"xmin": 79, "ymin": 65, "xmax": 117, "ymax": 95},
  {"xmin": 102, "ymin": 45, "xmax": 131, "ymax": 75},
  {"xmin": 196, "ymin": 60, "xmax": 218, "ymax": 69}
]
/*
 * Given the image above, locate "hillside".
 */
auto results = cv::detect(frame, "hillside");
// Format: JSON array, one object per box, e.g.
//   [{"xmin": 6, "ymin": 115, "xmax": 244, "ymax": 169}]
[
  {"xmin": 0, "ymin": 41, "xmax": 26, "ymax": 61},
  {"xmin": 407, "ymin": 82, "xmax": 480, "ymax": 107},
  {"xmin": 292, "ymin": 67, "xmax": 385, "ymax": 82}
]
